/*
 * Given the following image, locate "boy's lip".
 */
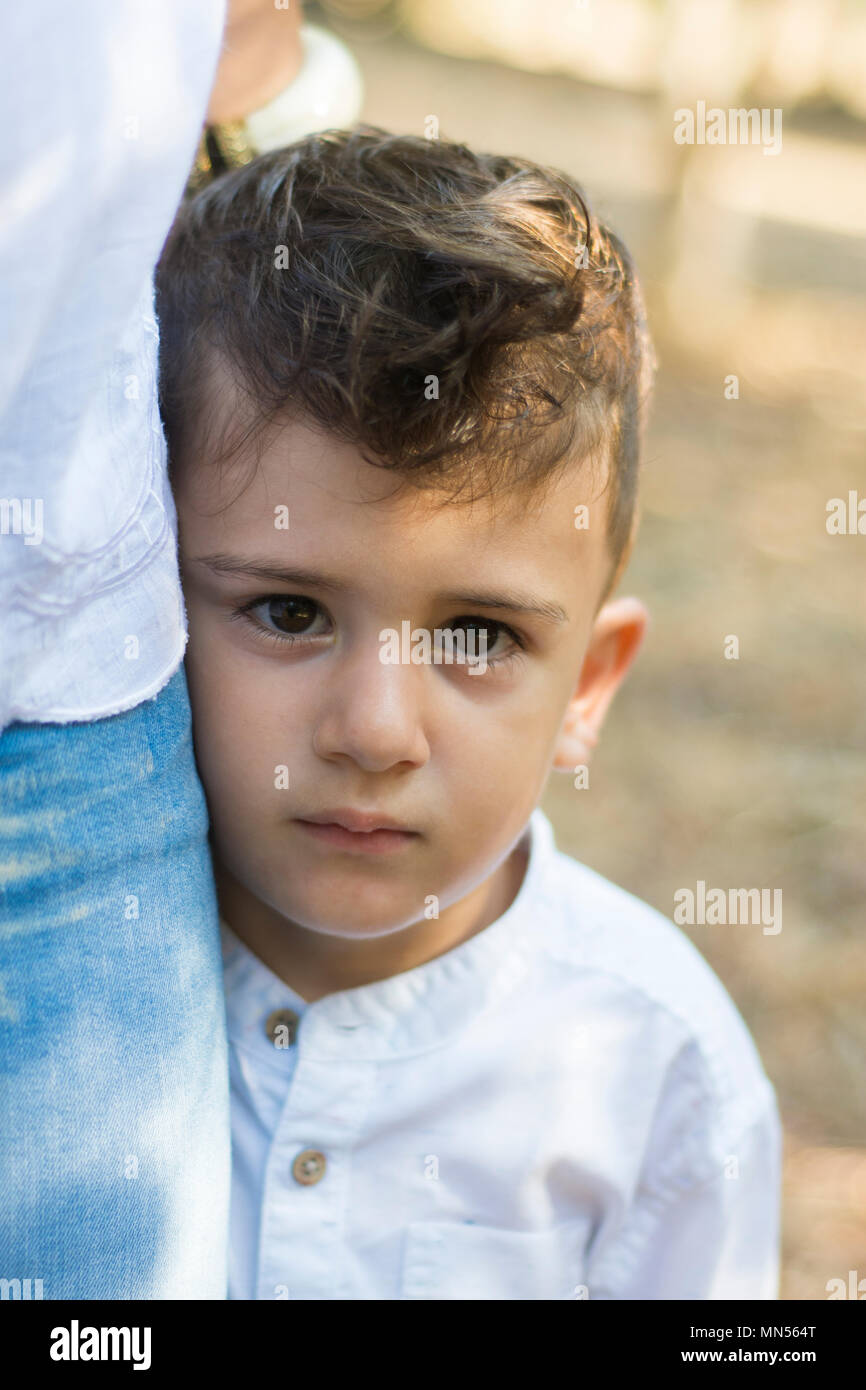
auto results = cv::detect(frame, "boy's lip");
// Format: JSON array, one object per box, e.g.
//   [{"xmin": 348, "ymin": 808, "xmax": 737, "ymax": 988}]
[{"xmin": 295, "ymin": 808, "xmax": 417, "ymax": 834}]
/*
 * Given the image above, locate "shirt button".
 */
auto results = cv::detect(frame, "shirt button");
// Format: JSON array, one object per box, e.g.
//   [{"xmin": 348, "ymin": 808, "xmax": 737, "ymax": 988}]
[
  {"xmin": 264, "ymin": 1008, "xmax": 300, "ymax": 1047},
  {"xmin": 292, "ymin": 1149, "xmax": 327, "ymax": 1185}
]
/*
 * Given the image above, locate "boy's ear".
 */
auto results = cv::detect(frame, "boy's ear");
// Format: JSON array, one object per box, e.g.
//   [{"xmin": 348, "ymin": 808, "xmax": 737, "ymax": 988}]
[{"xmin": 551, "ymin": 597, "xmax": 648, "ymax": 772}]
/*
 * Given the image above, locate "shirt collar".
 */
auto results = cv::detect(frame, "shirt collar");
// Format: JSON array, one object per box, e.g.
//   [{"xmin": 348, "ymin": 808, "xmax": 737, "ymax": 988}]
[{"xmin": 220, "ymin": 805, "xmax": 557, "ymax": 1060}]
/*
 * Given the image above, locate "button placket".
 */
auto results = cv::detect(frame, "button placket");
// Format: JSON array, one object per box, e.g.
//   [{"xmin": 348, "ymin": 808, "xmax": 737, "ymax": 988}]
[{"xmin": 255, "ymin": 1047, "xmax": 377, "ymax": 1301}]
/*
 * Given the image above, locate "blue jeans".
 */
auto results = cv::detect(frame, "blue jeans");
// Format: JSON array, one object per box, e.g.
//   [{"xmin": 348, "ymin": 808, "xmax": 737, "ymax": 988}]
[{"xmin": 0, "ymin": 664, "xmax": 230, "ymax": 1298}]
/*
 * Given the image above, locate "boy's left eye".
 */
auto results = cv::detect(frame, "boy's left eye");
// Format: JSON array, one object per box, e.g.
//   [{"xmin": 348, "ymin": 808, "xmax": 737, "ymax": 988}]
[{"xmin": 443, "ymin": 616, "xmax": 523, "ymax": 665}]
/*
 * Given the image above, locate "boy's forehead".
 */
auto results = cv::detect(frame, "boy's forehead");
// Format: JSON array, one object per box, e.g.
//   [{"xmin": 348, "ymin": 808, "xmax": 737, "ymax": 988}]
[{"xmin": 176, "ymin": 405, "xmax": 611, "ymax": 610}]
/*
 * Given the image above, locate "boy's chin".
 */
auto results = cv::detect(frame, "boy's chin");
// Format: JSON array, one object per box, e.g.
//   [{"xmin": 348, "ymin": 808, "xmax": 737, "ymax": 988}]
[{"xmin": 283, "ymin": 894, "xmax": 431, "ymax": 941}]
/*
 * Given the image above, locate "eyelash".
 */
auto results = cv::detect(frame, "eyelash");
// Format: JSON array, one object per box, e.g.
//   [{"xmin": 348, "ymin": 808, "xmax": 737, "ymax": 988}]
[{"xmin": 229, "ymin": 595, "xmax": 526, "ymax": 671}]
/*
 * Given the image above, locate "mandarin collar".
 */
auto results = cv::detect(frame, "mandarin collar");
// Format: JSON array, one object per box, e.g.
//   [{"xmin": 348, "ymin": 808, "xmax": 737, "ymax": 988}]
[{"xmin": 220, "ymin": 807, "xmax": 557, "ymax": 1061}]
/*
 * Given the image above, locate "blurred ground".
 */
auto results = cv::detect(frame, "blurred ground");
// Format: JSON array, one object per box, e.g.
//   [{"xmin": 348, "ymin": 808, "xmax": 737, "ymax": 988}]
[{"xmin": 311, "ymin": 3, "xmax": 866, "ymax": 1299}]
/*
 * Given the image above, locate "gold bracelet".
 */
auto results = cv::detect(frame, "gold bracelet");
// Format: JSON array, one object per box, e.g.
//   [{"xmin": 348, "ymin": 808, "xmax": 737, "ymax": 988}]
[
  {"xmin": 186, "ymin": 121, "xmax": 257, "ymax": 196},
  {"xmin": 183, "ymin": 24, "xmax": 364, "ymax": 199}
]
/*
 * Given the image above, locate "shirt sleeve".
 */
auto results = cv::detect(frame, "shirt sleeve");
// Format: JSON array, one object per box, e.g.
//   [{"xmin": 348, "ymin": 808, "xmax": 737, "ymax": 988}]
[
  {"xmin": 587, "ymin": 1057, "xmax": 783, "ymax": 1300},
  {"xmin": 0, "ymin": 0, "xmax": 226, "ymax": 727}
]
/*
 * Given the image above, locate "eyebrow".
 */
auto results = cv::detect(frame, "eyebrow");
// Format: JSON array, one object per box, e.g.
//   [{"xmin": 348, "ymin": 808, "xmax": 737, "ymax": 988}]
[{"xmin": 189, "ymin": 553, "xmax": 569, "ymax": 625}]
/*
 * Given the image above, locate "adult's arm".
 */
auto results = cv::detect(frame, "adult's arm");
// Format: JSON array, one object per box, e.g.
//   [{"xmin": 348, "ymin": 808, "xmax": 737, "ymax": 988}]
[{"xmin": 0, "ymin": 0, "xmax": 227, "ymax": 731}]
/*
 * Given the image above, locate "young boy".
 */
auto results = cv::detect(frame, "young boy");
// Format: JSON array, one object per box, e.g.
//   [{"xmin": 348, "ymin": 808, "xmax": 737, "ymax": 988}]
[{"xmin": 155, "ymin": 126, "xmax": 782, "ymax": 1300}]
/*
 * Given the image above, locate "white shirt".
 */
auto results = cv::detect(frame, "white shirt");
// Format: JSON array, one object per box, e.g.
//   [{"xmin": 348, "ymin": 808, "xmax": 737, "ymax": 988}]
[
  {"xmin": 220, "ymin": 806, "xmax": 782, "ymax": 1300},
  {"xmin": 0, "ymin": 0, "xmax": 227, "ymax": 731}
]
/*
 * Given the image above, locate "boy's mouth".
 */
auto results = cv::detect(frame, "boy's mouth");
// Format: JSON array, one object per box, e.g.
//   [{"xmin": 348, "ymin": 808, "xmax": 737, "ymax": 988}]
[{"xmin": 294, "ymin": 809, "xmax": 419, "ymax": 855}]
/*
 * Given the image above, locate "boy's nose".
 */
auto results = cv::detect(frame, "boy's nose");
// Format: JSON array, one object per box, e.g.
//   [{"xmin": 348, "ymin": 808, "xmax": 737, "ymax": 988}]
[{"xmin": 311, "ymin": 643, "xmax": 430, "ymax": 773}]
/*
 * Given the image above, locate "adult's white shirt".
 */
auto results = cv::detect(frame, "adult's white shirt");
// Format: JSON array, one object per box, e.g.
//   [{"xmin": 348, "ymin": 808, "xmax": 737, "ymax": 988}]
[{"xmin": 0, "ymin": 0, "xmax": 227, "ymax": 732}]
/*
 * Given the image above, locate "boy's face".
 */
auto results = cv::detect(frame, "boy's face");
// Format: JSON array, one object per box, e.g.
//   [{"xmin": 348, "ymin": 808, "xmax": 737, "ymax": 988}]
[{"xmin": 176, "ymin": 389, "xmax": 646, "ymax": 944}]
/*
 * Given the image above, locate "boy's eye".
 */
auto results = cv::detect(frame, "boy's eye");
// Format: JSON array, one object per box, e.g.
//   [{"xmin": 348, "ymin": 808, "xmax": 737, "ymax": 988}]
[
  {"xmin": 230, "ymin": 598, "xmax": 524, "ymax": 669},
  {"xmin": 447, "ymin": 616, "xmax": 499, "ymax": 648},
  {"xmin": 444, "ymin": 616, "xmax": 524, "ymax": 665},
  {"xmin": 259, "ymin": 595, "xmax": 321, "ymax": 634},
  {"xmin": 234, "ymin": 593, "xmax": 329, "ymax": 644}
]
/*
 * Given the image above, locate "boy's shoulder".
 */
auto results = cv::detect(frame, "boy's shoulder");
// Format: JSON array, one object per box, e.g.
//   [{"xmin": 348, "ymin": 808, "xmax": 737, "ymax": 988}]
[{"xmin": 526, "ymin": 809, "xmax": 776, "ymax": 1134}]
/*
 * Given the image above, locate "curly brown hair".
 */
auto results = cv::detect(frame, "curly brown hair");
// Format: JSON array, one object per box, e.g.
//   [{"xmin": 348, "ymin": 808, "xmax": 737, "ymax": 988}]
[{"xmin": 156, "ymin": 125, "xmax": 654, "ymax": 583}]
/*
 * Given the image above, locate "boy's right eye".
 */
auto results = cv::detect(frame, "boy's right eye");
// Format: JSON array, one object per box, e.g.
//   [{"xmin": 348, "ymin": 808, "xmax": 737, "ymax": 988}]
[{"xmin": 231, "ymin": 594, "xmax": 330, "ymax": 646}]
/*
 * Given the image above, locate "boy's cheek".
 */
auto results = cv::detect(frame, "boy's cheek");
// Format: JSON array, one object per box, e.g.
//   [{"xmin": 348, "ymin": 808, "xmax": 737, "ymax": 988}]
[
  {"xmin": 189, "ymin": 682, "xmax": 293, "ymax": 814},
  {"xmin": 183, "ymin": 649, "xmax": 253, "ymax": 785}
]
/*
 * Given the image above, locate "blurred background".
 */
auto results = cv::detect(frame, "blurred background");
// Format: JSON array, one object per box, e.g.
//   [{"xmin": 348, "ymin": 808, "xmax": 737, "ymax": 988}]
[{"xmin": 255, "ymin": 0, "xmax": 866, "ymax": 1299}]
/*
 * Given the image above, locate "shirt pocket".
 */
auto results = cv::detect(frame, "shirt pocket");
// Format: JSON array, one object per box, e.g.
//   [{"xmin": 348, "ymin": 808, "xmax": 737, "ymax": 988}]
[{"xmin": 401, "ymin": 1217, "xmax": 594, "ymax": 1300}]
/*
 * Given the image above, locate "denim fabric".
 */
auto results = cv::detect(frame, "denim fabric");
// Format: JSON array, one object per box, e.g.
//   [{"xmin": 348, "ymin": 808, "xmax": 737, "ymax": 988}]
[{"xmin": 0, "ymin": 663, "xmax": 229, "ymax": 1298}]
